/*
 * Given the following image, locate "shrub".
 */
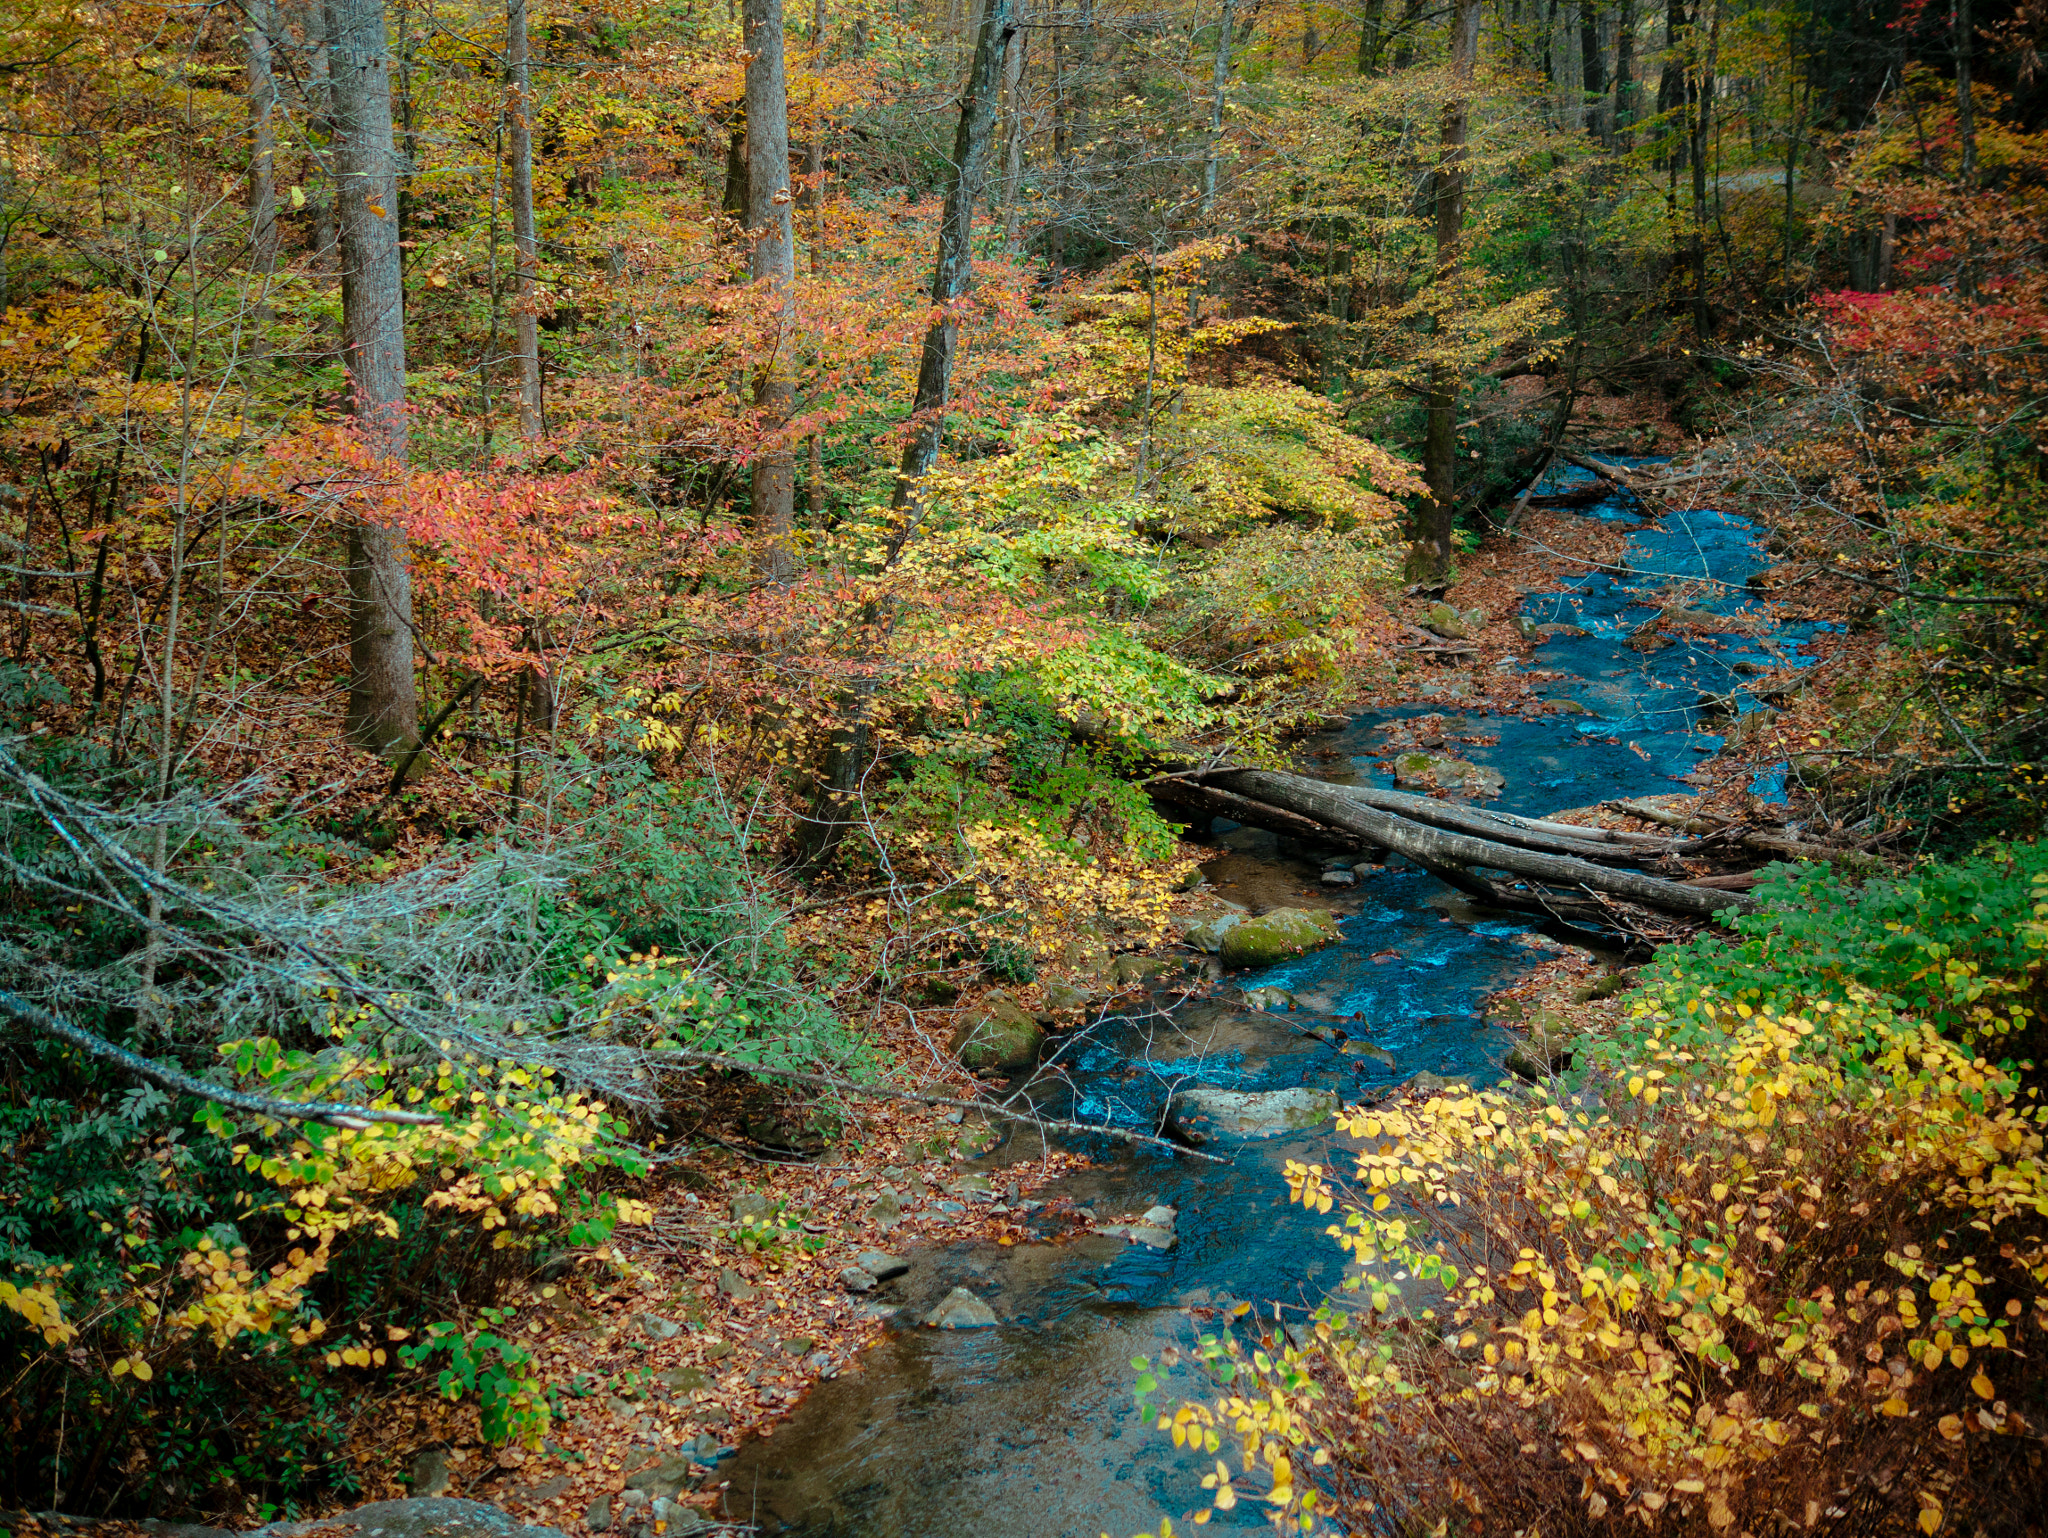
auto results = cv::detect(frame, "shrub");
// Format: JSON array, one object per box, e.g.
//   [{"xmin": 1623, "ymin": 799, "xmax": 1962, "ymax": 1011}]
[{"xmin": 1141, "ymin": 859, "xmax": 2048, "ymax": 1536}]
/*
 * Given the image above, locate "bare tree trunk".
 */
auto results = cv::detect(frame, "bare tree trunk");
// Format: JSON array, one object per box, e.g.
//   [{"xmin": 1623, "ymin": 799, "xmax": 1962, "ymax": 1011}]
[
  {"xmin": 1202, "ymin": 0, "xmax": 1237, "ymax": 219},
  {"xmin": 1613, "ymin": 0, "xmax": 1635, "ymax": 143},
  {"xmin": 326, "ymin": 0, "xmax": 420, "ymax": 757},
  {"xmin": 722, "ymin": 127, "xmax": 748, "ymax": 219},
  {"xmin": 885, "ymin": 0, "xmax": 1019, "ymax": 551},
  {"xmin": 745, "ymin": 0, "xmax": 797, "ymax": 582},
  {"xmin": 246, "ymin": 0, "xmax": 280, "ymax": 351},
  {"xmin": 1407, "ymin": 0, "xmax": 1480, "ymax": 584},
  {"xmin": 999, "ymin": 0, "xmax": 1029, "ymax": 249},
  {"xmin": 1356, "ymin": 0, "xmax": 1387, "ymax": 72},
  {"xmin": 1955, "ymin": 0, "xmax": 1976, "ymax": 186},
  {"xmin": 304, "ymin": 0, "xmax": 339, "ymax": 274},
  {"xmin": 1579, "ymin": 0, "xmax": 1607, "ymax": 140},
  {"xmin": 507, "ymin": 0, "xmax": 542, "ymax": 437},
  {"xmin": 1688, "ymin": 0, "xmax": 1717, "ymax": 340}
]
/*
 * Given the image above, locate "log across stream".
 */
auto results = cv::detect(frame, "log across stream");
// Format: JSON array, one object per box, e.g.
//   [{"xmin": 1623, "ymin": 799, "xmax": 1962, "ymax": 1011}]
[{"xmin": 708, "ymin": 469, "xmax": 1839, "ymax": 1535}]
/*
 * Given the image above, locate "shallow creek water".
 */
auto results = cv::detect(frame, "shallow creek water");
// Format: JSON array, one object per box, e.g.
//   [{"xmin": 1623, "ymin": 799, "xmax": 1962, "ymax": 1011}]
[{"xmin": 714, "ymin": 472, "xmax": 1835, "ymax": 1536}]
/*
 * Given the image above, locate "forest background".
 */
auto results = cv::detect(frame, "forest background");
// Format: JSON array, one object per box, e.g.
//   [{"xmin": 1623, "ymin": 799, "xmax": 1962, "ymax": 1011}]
[{"xmin": 0, "ymin": 0, "xmax": 2045, "ymax": 1528}]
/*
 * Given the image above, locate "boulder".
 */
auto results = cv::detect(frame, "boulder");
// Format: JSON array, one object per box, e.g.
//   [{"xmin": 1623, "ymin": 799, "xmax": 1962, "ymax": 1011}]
[
  {"xmin": 840, "ymin": 1265, "xmax": 879, "ymax": 1292},
  {"xmin": 728, "ymin": 1192, "xmax": 774, "ymax": 1225},
  {"xmin": 1041, "ymin": 979, "xmax": 1091, "ymax": 1015},
  {"xmin": 1241, "ymin": 985, "xmax": 1296, "ymax": 1012},
  {"xmin": 1170, "ymin": 1086, "xmax": 1338, "ymax": 1140},
  {"xmin": 1218, "ymin": 908, "xmax": 1341, "ymax": 968},
  {"xmin": 1178, "ymin": 902, "xmax": 1248, "ymax": 953},
  {"xmin": 636, "ymin": 1312, "xmax": 682, "ymax": 1342},
  {"xmin": 948, "ymin": 992, "xmax": 1045, "ymax": 1071},
  {"xmin": 1423, "ymin": 602, "xmax": 1475, "ymax": 640},
  {"xmin": 866, "ymin": 1192, "xmax": 904, "ymax": 1230},
  {"xmin": 411, "ymin": 1448, "xmax": 453, "ymax": 1498},
  {"xmin": 923, "ymin": 1287, "xmax": 999, "ymax": 1329},
  {"xmin": 624, "ymin": 1454, "xmax": 693, "ymax": 1501},
  {"xmin": 1393, "ymin": 752, "xmax": 1506, "ymax": 795},
  {"xmin": 246, "ymin": 1499, "xmax": 568, "ymax": 1538},
  {"xmin": 1318, "ymin": 867, "xmax": 1356, "ymax": 886},
  {"xmin": 716, "ymin": 1267, "xmax": 757, "ymax": 1301},
  {"xmin": 856, "ymin": 1249, "xmax": 909, "ymax": 1280}
]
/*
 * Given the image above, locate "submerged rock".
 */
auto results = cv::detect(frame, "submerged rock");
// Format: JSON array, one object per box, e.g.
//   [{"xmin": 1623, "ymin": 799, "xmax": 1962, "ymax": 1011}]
[
  {"xmin": 1218, "ymin": 908, "xmax": 1341, "ymax": 968},
  {"xmin": 1393, "ymin": 752, "xmax": 1506, "ymax": 795},
  {"xmin": 923, "ymin": 1287, "xmax": 999, "ymax": 1329},
  {"xmin": 1170, "ymin": 1086, "xmax": 1338, "ymax": 1139},
  {"xmin": 948, "ymin": 992, "xmax": 1044, "ymax": 1071}
]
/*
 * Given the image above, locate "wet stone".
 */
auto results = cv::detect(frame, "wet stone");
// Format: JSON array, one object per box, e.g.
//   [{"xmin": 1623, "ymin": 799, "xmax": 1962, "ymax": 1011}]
[{"xmin": 923, "ymin": 1287, "xmax": 999, "ymax": 1329}]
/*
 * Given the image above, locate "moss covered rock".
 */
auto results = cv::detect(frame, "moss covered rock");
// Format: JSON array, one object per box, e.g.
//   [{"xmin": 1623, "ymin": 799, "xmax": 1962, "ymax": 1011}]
[
  {"xmin": 1393, "ymin": 752, "xmax": 1506, "ymax": 795},
  {"xmin": 948, "ymin": 991, "xmax": 1045, "ymax": 1071},
  {"xmin": 1218, "ymin": 907, "xmax": 1341, "ymax": 968}
]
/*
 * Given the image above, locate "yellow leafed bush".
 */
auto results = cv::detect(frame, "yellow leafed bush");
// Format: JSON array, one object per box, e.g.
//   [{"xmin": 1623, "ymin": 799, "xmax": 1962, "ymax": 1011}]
[{"xmin": 1158, "ymin": 986, "xmax": 2048, "ymax": 1535}]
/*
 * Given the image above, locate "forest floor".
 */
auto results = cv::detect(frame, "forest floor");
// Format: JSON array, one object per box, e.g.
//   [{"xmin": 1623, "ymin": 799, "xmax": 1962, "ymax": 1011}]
[{"xmin": 316, "ymin": 421, "xmax": 1874, "ymax": 1538}]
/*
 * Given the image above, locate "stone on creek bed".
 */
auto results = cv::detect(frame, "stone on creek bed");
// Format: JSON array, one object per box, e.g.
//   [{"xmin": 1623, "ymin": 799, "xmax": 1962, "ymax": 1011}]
[
  {"xmin": 1169, "ymin": 1086, "xmax": 1339, "ymax": 1141},
  {"xmin": 947, "ymin": 990, "xmax": 1044, "ymax": 1071},
  {"xmin": 1392, "ymin": 751, "xmax": 1506, "ymax": 795},
  {"xmin": 245, "ymin": 1498, "xmax": 570, "ymax": 1538},
  {"xmin": 1217, "ymin": 907, "xmax": 1341, "ymax": 968},
  {"xmin": 923, "ymin": 1286, "xmax": 999, "ymax": 1329}
]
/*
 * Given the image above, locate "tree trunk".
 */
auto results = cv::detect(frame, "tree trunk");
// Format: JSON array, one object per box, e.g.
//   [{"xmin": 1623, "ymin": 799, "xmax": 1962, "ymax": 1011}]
[
  {"xmin": 507, "ymin": 0, "xmax": 542, "ymax": 437},
  {"xmin": 885, "ymin": 0, "xmax": 1019, "ymax": 553},
  {"xmin": 1406, "ymin": 0, "xmax": 1480, "ymax": 584},
  {"xmin": 1000, "ymin": 0, "xmax": 1029, "ymax": 249},
  {"xmin": 246, "ymin": 0, "xmax": 279, "ymax": 351},
  {"xmin": 1202, "ymin": 0, "xmax": 1238, "ymax": 219},
  {"xmin": 1357, "ymin": 0, "xmax": 1387, "ymax": 73},
  {"xmin": 305, "ymin": 0, "xmax": 339, "ymax": 273},
  {"xmin": 745, "ymin": 0, "xmax": 797, "ymax": 582},
  {"xmin": 1688, "ymin": 0, "xmax": 1717, "ymax": 341},
  {"xmin": 722, "ymin": 127, "xmax": 748, "ymax": 219},
  {"xmin": 1955, "ymin": 0, "xmax": 1975, "ymax": 186},
  {"xmin": 325, "ymin": 0, "xmax": 419, "ymax": 758},
  {"xmin": 1578, "ymin": 0, "xmax": 1607, "ymax": 141},
  {"xmin": 1613, "ymin": 0, "xmax": 1635, "ymax": 144}
]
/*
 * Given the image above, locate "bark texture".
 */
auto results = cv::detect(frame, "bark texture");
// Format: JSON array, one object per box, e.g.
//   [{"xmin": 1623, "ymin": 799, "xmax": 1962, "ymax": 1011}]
[
  {"xmin": 745, "ymin": 0, "xmax": 798, "ymax": 582},
  {"xmin": 507, "ymin": 0, "xmax": 542, "ymax": 436},
  {"xmin": 886, "ymin": 0, "xmax": 1019, "ymax": 550},
  {"xmin": 325, "ymin": 0, "xmax": 419, "ymax": 757}
]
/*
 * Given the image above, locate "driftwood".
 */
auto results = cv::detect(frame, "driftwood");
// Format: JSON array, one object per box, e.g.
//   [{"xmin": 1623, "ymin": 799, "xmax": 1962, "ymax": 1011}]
[
  {"xmin": 1337, "ymin": 785, "xmax": 1684, "ymax": 865},
  {"xmin": 1203, "ymin": 769, "xmax": 1760, "ymax": 917}
]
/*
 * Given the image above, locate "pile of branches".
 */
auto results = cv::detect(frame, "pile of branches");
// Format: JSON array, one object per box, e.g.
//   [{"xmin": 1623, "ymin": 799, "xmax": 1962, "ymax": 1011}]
[{"xmin": 1152, "ymin": 770, "xmax": 1894, "ymax": 942}]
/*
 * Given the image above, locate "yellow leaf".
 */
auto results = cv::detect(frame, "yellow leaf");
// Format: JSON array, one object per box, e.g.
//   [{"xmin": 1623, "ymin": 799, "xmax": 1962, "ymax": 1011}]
[
  {"xmin": 1919, "ymin": 1497, "xmax": 1943, "ymax": 1535},
  {"xmin": 1973, "ymin": 1372, "xmax": 1994, "ymax": 1399}
]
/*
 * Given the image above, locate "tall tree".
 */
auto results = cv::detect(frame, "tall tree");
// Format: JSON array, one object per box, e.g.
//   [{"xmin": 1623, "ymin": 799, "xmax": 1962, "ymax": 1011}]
[
  {"xmin": 1407, "ymin": 0, "xmax": 1481, "ymax": 582},
  {"xmin": 885, "ymin": 0, "xmax": 1020, "ymax": 552},
  {"xmin": 507, "ymin": 0, "xmax": 542, "ymax": 437},
  {"xmin": 1203, "ymin": 0, "xmax": 1239, "ymax": 218},
  {"xmin": 325, "ymin": 0, "xmax": 420, "ymax": 756},
  {"xmin": 246, "ymin": 0, "xmax": 280, "ymax": 351},
  {"xmin": 1579, "ymin": 0, "xmax": 1608, "ymax": 140},
  {"xmin": 1000, "ymin": 0, "xmax": 1029, "ymax": 248},
  {"xmin": 745, "ymin": 0, "xmax": 798, "ymax": 582}
]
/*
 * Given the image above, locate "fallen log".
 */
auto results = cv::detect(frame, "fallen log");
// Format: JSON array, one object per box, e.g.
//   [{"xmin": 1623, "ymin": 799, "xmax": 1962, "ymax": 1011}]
[
  {"xmin": 1208, "ymin": 769, "xmax": 1760, "ymax": 917},
  {"xmin": 1329, "ymin": 784, "xmax": 1685, "ymax": 864}
]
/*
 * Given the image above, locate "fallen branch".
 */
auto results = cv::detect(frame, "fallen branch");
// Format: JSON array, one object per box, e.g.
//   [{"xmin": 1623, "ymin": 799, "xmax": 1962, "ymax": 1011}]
[
  {"xmin": 2, "ymin": 989, "xmax": 441, "ymax": 1130},
  {"xmin": 647, "ymin": 1048, "xmax": 1231, "ymax": 1164},
  {"xmin": 1209, "ymin": 769, "xmax": 1759, "ymax": 917}
]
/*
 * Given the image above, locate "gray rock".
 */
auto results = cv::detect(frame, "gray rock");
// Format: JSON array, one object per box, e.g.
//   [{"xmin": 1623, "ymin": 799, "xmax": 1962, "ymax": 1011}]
[
  {"xmin": 637, "ymin": 1312, "xmax": 681, "ymax": 1342},
  {"xmin": 840, "ymin": 1264, "xmax": 879, "ymax": 1292},
  {"xmin": 624, "ymin": 1453, "xmax": 693, "ymax": 1501},
  {"xmin": 716, "ymin": 1267, "xmax": 757, "ymax": 1301},
  {"xmin": 947, "ymin": 991, "xmax": 1045, "ymax": 1071},
  {"xmin": 949, "ymin": 1172, "xmax": 995, "ymax": 1201},
  {"xmin": 1218, "ymin": 908, "xmax": 1341, "ymax": 968},
  {"xmin": 518, "ymin": 1476, "xmax": 571, "ymax": 1506},
  {"xmin": 245, "ymin": 1499, "xmax": 569, "ymax": 1538},
  {"xmin": 1722, "ymin": 708, "xmax": 1778, "ymax": 748},
  {"xmin": 1042, "ymin": 979, "xmax": 1090, "ymax": 1014},
  {"xmin": 658, "ymin": 1365, "xmax": 710, "ymax": 1393},
  {"xmin": 1393, "ymin": 752, "xmax": 1505, "ymax": 795},
  {"xmin": 1423, "ymin": 601, "xmax": 1471, "ymax": 640},
  {"xmin": 585, "ymin": 1496, "xmax": 613, "ymax": 1533},
  {"xmin": 1340, "ymin": 1040, "xmax": 1398, "ymax": 1069},
  {"xmin": 1111, "ymin": 953, "xmax": 1179, "ymax": 985},
  {"xmin": 728, "ymin": 1192, "xmax": 774, "ymax": 1225},
  {"xmin": 1178, "ymin": 901, "xmax": 1249, "ymax": 953},
  {"xmin": 1318, "ymin": 867, "xmax": 1356, "ymax": 886},
  {"xmin": 1171, "ymin": 1086, "xmax": 1339, "ymax": 1139},
  {"xmin": 866, "ymin": 1192, "xmax": 904, "ymax": 1230},
  {"xmin": 701, "ymin": 1339, "xmax": 733, "ymax": 1360},
  {"xmin": 1098, "ymin": 1221, "xmax": 1176, "ymax": 1248},
  {"xmin": 1513, "ymin": 614, "xmax": 1542, "ymax": 641},
  {"xmin": 411, "ymin": 1448, "xmax": 454, "ymax": 1498},
  {"xmin": 856, "ymin": 1249, "xmax": 909, "ymax": 1280},
  {"xmin": 923, "ymin": 1286, "xmax": 999, "ymax": 1329},
  {"xmin": 617, "ymin": 1489, "xmax": 650, "ymax": 1510},
  {"xmin": 1241, "ymin": 985, "xmax": 1296, "ymax": 1012}
]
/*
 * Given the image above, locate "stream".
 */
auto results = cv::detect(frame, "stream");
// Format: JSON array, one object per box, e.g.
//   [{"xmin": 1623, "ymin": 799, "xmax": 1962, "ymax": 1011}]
[{"xmin": 713, "ymin": 469, "xmax": 1834, "ymax": 1537}]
